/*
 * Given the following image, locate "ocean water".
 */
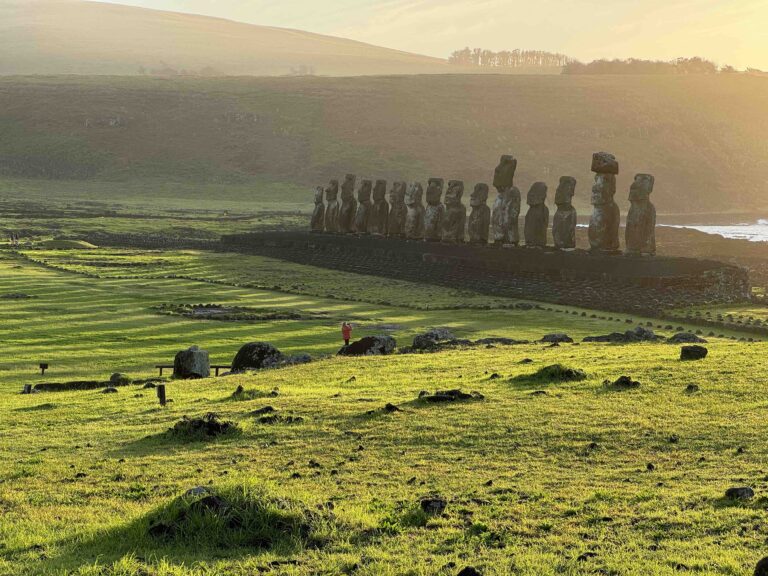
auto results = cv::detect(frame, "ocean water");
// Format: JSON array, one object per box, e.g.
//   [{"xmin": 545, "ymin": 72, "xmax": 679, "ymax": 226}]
[{"xmin": 662, "ymin": 220, "xmax": 768, "ymax": 242}]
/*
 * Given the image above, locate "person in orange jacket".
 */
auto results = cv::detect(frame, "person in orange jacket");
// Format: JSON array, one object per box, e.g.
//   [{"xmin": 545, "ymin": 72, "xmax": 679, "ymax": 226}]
[{"xmin": 341, "ymin": 322, "xmax": 352, "ymax": 345}]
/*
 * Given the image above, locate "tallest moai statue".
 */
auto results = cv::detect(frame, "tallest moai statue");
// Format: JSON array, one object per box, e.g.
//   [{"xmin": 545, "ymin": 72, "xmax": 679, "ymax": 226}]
[
  {"xmin": 588, "ymin": 152, "xmax": 621, "ymax": 253},
  {"xmin": 491, "ymin": 155, "xmax": 521, "ymax": 245}
]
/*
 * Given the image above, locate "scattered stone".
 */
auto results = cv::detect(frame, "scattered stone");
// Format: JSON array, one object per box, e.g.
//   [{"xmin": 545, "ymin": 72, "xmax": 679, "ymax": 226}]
[
  {"xmin": 185, "ymin": 486, "xmax": 210, "ymax": 497},
  {"xmin": 488, "ymin": 373, "xmax": 501, "ymax": 380},
  {"xmin": 169, "ymin": 413, "xmax": 238, "ymax": 439},
  {"xmin": 142, "ymin": 382, "xmax": 157, "ymax": 389},
  {"xmin": 102, "ymin": 387, "xmax": 118, "ymax": 394},
  {"xmin": 250, "ymin": 406, "xmax": 276, "ymax": 416},
  {"xmin": 232, "ymin": 342, "xmax": 284, "ymax": 371},
  {"xmin": 646, "ymin": 463, "xmax": 656, "ymax": 471},
  {"xmin": 519, "ymin": 364, "xmax": 587, "ymax": 383},
  {"xmin": 685, "ymin": 384, "xmax": 700, "ymax": 394},
  {"xmin": 383, "ymin": 403, "xmax": 401, "ymax": 413},
  {"xmin": 680, "ymin": 345, "xmax": 708, "ymax": 361},
  {"xmin": 754, "ymin": 556, "xmax": 768, "ymax": 576},
  {"xmin": 603, "ymin": 376, "xmax": 641, "ymax": 390},
  {"xmin": 541, "ymin": 333, "xmax": 573, "ymax": 344},
  {"xmin": 519, "ymin": 358, "xmax": 533, "ymax": 364},
  {"xmin": 577, "ymin": 552, "xmax": 598, "ymax": 562},
  {"xmin": 258, "ymin": 413, "xmax": 304, "ymax": 425},
  {"xmin": 109, "ymin": 373, "xmax": 131, "ymax": 386},
  {"xmin": 725, "ymin": 486, "xmax": 754, "ymax": 500},
  {"xmin": 338, "ymin": 335, "xmax": 396, "ymax": 356},
  {"xmin": 583, "ymin": 326, "xmax": 659, "ymax": 343},
  {"xmin": 173, "ymin": 345, "xmax": 210, "ymax": 379},
  {"xmin": 420, "ymin": 496, "xmax": 447, "ymax": 515},
  {"xmin": 420, "ymin": 389, "xmax": 484, "ymax": 403},
  {"xmin": 668, "ymin": 332, "xmax": 708, "ymax": 344},
  {"xmin": 412, "ymin": 328, "xmax": 456, "ymax": 350},
  {"xmin": 457, "ymin": 568, "xmax": 482, "ymax": 576}
]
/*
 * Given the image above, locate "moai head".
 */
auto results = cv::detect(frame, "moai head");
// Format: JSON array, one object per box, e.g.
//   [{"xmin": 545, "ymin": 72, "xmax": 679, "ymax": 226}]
[
  {"xmin": 426, "ymin": 178, "xmax": 444, "ymax": 206},
  {"xmin": 325, "ymin": 179, "xmax": 339, "ymax": 202},
  {"xmin": 527, "ymin": 182, "xmax": 548, "ymax": 206},
  {"xmin": 493, "ymin": 155, "xmax": 517, "ymax": 189},
  {"xmin": 373, "ymin": 179, "xmax": 387, "ymax": 203},
  {"xmin": 314, "ymin": 186, "xmax": 324, "ymax": 204},
  {"xmin": 390, "ymin": 181, "xmax": 407, "ymax": 204},
  {"xmin": 445, "ymin": 180, "xmax": 464, "ymax": 206},
  {"xmin": 357, "ymin": 179, "xmax": 372, "ymax": 203},
  {"xmin": 629, "ymin": 174, "xmax": 655, "ymax": 202},
  {"xmin": 341, "ymin": 174, "xmax": 356, "ymax": 201},
  {"xmin": 405, "ymin": 182, "xmax": 424, "ymax": 207},
  {"xmin": 591, "ymin": 152, "xmax": 619, "ymax": 175},
  {"xmin": 591, "ymin": 174, "xmax": 616, "ymax": 206},
  {"xmin": 555, "ymin": 177, "xmax": 576, "ymax": 206},
  {"xmin": 470, "ymin": 183, "xmax": 489, "ymax": 207}
]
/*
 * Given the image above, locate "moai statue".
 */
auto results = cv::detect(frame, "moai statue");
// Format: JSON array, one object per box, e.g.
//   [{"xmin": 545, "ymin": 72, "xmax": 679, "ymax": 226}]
[
  {"xmin": 338, "ymin": 174, "xmax": 358, "ymax": 234},
  {"xmin": 354, "ymin": 179, "xmax": 373, "ymax": 234},
  {"xmin": 310, "ymin": 186, "xmax": 325, "ymax": 232},
  {"xmin": 524, "ymin": 182, "xmax": 549, "ymax": 247},
  {"xmin": 424, "ymin": 178, "xmax": 445, "ymax": 241},
  {"xmin": 442, "ymin": 180, "xmax": 467, "ymax": 243},
  {"xmin": 552, "ymin": 176, "xmax": 577, "ymax": 250},
  {"xmin": 491, "ymin": 155, "xmax": 521, "ymax": 245},
  {"xmin": 324, "ymin": 179, "xmax": 340, "ymax": 233},
  {"xmin": 588, "ymin": 152, "xmax": 621, "ymax": 253},
  {"xmin": 625, "ymin": 174, "xmax": 656, "ymax": 256},
  {"xmin": 468, "ymin": 183, "xmax": 491, "ymax": 244},
  {"xmin": 404, "ymin": 182, "xmax": 425, "ymax": 240},
  {"xmin": 369, "ymin": 179, "xmax": 389, "ymax": 235},
  {"xmin": 387, "ymin": 181, "xmax": 408, "ymax": 237}
]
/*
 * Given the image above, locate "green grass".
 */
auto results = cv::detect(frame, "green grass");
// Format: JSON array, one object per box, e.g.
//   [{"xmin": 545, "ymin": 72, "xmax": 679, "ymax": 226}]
[{"xmin": 1, "ymin": 247, "xmax": 767, "ymax": 575}]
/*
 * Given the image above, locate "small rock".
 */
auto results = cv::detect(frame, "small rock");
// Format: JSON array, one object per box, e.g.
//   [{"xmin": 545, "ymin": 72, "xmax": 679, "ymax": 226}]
[
  {"xmin": 680, "ymin": 345, "xmax": 708, "ymax": 361},
  {"xmin": 457, "ymin": 568, "xmax": 482, "ymax": 576},
  {"xmin": 754, "ymin": 556, "xmax": 768, "ymax": 576},
  {"xmin": 603, "ymin": 376, "xmax": 640, "ymax": 390},
  {"xmin": 383, "ymin": 403, "xmax": 400, "ymax": 413},
  {"xmin": 541, "ymin": 333, "xmax": 573, "ymax": 344},
  {"xmin": 725, "ymin": 486, "xmax": 754, "ymax": 500},
  {"xmin": 420, "ymin": 496, "xmax": 447, "ymax": 515},
  {"xmin": 488, "ymin": 373, "xmax": 501, "ymax": 380},
  {"xmin": 184, "ymin": 486, "xmax": 209, "ymax": 497},
  {"xmin": 102, "ymin": 387, "xmax": 118, "ymax": 394},
  {"xmin": 109, "ymin": 373, "xmax": 131, "ymax": 386},
  {"xmin": 646, "ymin": 463, "xmax": 655, "ymax": 471},
  {"xmin": 685, "ymin": 384, "xmax": 700, "ymax": 394}
]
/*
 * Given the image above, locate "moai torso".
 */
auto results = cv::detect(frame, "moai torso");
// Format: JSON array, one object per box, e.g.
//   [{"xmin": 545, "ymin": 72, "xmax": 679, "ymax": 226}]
[
  {"xmin": 404, "ymin": 182, "xmax": 425, "ymax": 240},
  {"xmin": 424, "ymin": 178, "xmax": 445, "ymax": 241},
  {"xmin": 369, "ymin": 179, "xmax": 389, "ymax": 235},
  {"xmin": 552, "ymin": 176, "xmax": 577, "ymax": 250},
  {"xmin": 625, "ymin": 174, "xmax": 656, "ymax": 255},
  {"xmin": 354, "ymin": 179, "xmax": 373, "ymax": 234},
  {"xmin": 491, "ymin": 155, "xmax": 521, "ymax": 245},
  {"xmin": 338, "ymin": 174, "xmax": 358, "ymax": 233},
  {"xmin": 387, "ymin": 181, "xmax": 408, "ymax": 236},
  {"xmin": 588, "ymin": 153, "xmax": 621, "ymax": 252},
  {"xmin": 324, "ymin": 180, "xmax": 340, "ymax": 233},
  {"xmin": 310, "ymin": 186, "xmax": 325, "ymax": 232},
  {"xmin": 442, "ymin": 180, "xmax": 467, "ymax": 243},
  {"xmin": 468, "ymin": 183, "xmax": 491, "ymax": 244},
  {"xmin": 524, "ymin": 182, "xmax": 549, "ymax": 247}
]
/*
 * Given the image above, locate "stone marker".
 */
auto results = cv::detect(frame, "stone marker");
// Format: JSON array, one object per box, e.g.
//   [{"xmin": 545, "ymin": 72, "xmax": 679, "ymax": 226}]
[
  {"xmin": 552, "ymin": 176, "xmax": 577, "ymax": 250},
  {"xmin": 468, "ymin": 183, "xmax": 491, "ymax": 244},
  {"xmin": 524, "ymin": 182, "xmax": 549, "ymax": 247},
  {"xmin": 442, "ymin": 180, "xmax": 467, "ymax": 243},
  {"xmin": 310, "ymin": 186, "xmax": 325, "ymax": 232},
  {"xmin": 491, "ymin": 155, "xmax": 521, "ymax": 245},
  {"xmin": 387, "ymin": 181, "xmax": 408, "ymax": 237},
  {"xmin": 354, "ymin": 179, "xmax": 373, "ymax": 234},
  {"xmin": 404, "ymin": 182, "xmax": 425, "ymax": 240},
  {"xmin": 173, "ymin": 345, "xmax": 210, "ymax": 379},
  {"xmin": 369, "ymin": 179, "xmax": 389, "ymax": 235},
  {"xmin": 338, "ymin": 174, "xmax": 358, "ymax": 233},
  {"xmin": 588, "ymin": 153, "xmax": 620, "ymax": 253},
  {"xmin": 625, "ymin": 173, "xmax": 657, "ymax": 255},
  {"xmin": 324, "ymin": 179, "xmax": 340, "ymax": 233},
  {"xmin": 424, "ymin": 178, "xmax": 445, "ymax": 241}
]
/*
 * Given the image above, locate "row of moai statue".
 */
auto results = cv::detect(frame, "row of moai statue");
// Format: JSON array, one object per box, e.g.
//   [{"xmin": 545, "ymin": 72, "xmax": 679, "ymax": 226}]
[{"xmin": 310, "ymin": 152, "xmax": 656, "ymax": 255}]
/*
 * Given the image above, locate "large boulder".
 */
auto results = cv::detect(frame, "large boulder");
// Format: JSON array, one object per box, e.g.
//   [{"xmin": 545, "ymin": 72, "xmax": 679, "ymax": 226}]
[
  {"xmin": 681, "ymin": 345, "xmax": 708, "ymax": 361},
  {"xmin": 338, "ymin": 336, "xmax": 396, "ymax": 356},
  {"xmin": 412, "ymin": 328, "xmax": 456, "ymax": 350},
  {"xmin": 173, "ymin": 346, "xmax": 210, "ymax": 379},
  {"xmin": 232, "ymin": 342, "xmax": 284, "ymax": 372}
]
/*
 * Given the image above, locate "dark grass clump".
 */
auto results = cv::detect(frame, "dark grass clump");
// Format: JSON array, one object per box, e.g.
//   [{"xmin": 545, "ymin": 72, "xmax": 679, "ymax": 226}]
[
  {"xmin": 168, "ymin": 413, "xmax": 240, "ymax": 441},
  {"xmin": 513, "ymin": 364, "xmax": 587, "ymax": 383},
  {"xmin": 146, "ymin": 484, "xmax": 339, "ymax": 552},
  {"xmin": 230, "ymin": 385, "xmax": 279, "ymax": 401}
]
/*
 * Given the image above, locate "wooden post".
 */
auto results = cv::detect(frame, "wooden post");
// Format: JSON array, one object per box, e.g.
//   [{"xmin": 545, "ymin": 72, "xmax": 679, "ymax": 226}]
[
  {"xmin": 157, "ymin": 384, "xmax": 167, "ymax": 407},
  {"xmin": 39, "ymin": 363, "xmax": 49, "ymax": 375}
]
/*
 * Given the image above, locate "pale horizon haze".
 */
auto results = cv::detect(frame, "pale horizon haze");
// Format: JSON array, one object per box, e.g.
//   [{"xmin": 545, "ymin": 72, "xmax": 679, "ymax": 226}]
[{"xmin": 100, "ymin": 0, "xmax": 768, "ymax": 69}]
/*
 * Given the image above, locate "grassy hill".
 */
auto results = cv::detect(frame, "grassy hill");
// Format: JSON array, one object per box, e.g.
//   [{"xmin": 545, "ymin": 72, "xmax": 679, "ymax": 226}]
[
  {"xmin": 0, "ymin": 0, "xmax": 452, "ymax": 77},
  {"xmin": 1, "ymin": 74, "xmax": 766, "ymax": 214}
]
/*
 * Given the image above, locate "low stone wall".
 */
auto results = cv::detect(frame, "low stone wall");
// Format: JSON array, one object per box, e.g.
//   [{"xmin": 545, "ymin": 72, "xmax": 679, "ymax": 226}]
[{"xmin": 220, "ymin": 232, "xmax": 751, "ymax": 314}]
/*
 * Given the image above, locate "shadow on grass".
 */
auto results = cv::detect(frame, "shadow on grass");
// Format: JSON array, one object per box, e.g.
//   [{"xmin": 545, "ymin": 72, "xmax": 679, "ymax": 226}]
[
  {"xmin": 26, "ymin": 482, "xmax": 353, "ymax": 574},
  {"xmin": 12, "ymin": 402, "xmax": 58, "ymax": 412}
]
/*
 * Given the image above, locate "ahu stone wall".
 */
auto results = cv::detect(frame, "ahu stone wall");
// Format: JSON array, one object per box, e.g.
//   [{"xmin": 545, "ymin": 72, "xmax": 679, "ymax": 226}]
[{"xmin": 221, "ymin": 232, "xmax": 751, "ymax": 315}]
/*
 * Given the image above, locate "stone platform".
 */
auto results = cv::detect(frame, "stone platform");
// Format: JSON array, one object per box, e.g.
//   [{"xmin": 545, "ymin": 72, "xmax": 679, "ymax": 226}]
[{"xmin": 221, "ymin": 232, "xmax": 751, "ymax": 314}]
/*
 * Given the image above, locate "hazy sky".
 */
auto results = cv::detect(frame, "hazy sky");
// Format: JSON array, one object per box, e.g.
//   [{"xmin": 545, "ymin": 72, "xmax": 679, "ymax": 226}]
[{"xmin": 105, "ymin": 0, "xmax": 768, "ymax": 69}]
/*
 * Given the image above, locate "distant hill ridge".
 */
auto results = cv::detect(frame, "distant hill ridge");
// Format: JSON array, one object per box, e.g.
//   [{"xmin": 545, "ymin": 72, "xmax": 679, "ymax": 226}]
[{"xmin": 0, "ymin": 0, "xmax": 451, "ymax": 76}]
